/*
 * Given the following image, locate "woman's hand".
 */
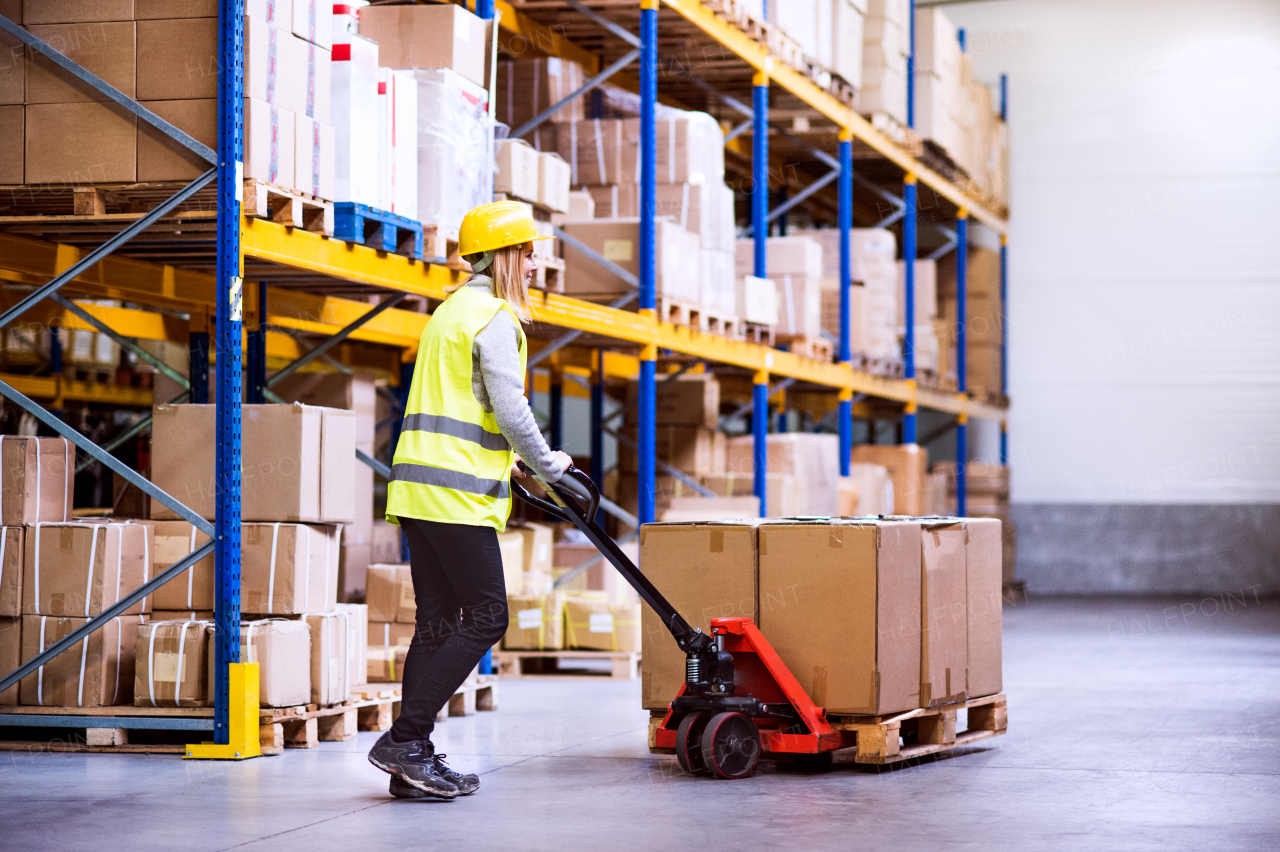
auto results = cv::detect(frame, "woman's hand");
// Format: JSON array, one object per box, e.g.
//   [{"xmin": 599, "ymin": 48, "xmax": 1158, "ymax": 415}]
[
  {"xmin": 551, "ymin": 451, "xmax": 573, "ymax": 473},
  {"xmin": 511, "ymin": 455, "xmax": 526, "ymax": 479}
]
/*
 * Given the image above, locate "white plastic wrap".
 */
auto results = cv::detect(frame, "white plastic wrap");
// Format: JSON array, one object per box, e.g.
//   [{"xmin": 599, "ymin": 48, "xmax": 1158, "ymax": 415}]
[
  {"xmin": 414, "ymin": 68, "xmax": 493, "ymax": 234},
  {"xmin": 331, "ymin": 34, "xmax": 379, "ymax": 206},
  {"xmin": 378, "ymin": 67, "xmax": 419, "ymax": 218}
]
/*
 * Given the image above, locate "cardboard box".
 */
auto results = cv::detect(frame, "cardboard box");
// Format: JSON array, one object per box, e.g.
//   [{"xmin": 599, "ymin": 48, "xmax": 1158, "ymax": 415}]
[
  {"xmin": 134, "ymin": 618, "xmax": 209, "ymax": 707},
  {"xmin": 368, "ymin": 620, "xmax": 414, "ymax": 647},
  {"xmin": 497, "ymin": 530, "xmax": 526, "ymax": 596},
  {"xmin": 136, "ymin": 18, "xmax": 218, "ymax": 101},
  {"xmin": 725, "ymin": 433, "xmax": 840, "ymax": 516},
  {"xmin": 538, "ymin": 152, "xmax": 571, "ymax": 214},
  {"xmin": 561, "ymin": 217, "xmax": 697, "ymax": 302},
  {"xmin": 334, "ymin": 601, "xmax": 367, "ymax": 690},
  {"xmin": 413, "ymin": 66, "xmax": 492, "ymax": 236},
  {"xmin": 21, "ymin": 613, "xmax": 145, "ymax": 706},
  {"xmin": 554, "ymin": 118, "xmax": 626, "ymax": 186},
  {"xmin": 244, "ymin": 16, "xmax": 307, "ymax": 114},
  {"xmin": 366, "ymin": 563, "xmax": 413, "ymax": 624},
  {"xmin": 291, "ymin": 0, "xmax": 331, "ymax": 49},
  {"xmin": 0, "ymin": 526, "xmax": 22, "ymax": 617},
  {"xmin": 896, "ymin": 260, "xmax": 938, "ymax": 325},
  {"xmin": 757, "ymin": 519, "xmax": 921, "ymax": 714},
  {"xmin": 564, "ymin": 189, "xmax": 594, "ymax": 219},
  {"xmin": 136, "ymin": 98, "xmax": 216, "ymax": 181},
  {"xmin": 151, "ymin": 610, "xmax": 213, "ymax": 621},
  {"xmin": 0, "ymin": 616, "xmax": 17, "ymax": 704},
  {"xmin": 850, "ymin": 443, "xmax": 928, "ymax": 516},
  {"xmin": 241, "ymin": 523, "xmax": 341, "ymax": 615},
  {"xmin": 495, "ymin": 57, "xmax": 585, "ymax": 131},
  {"xmin": 294, "ymin": 113, "xmax": 335, "ymax": 199},
  {"xmin": 25, "ymin": 22, "xmax": 136, "ymax": 104},
  {"xmin": 305, "ymin": 610, "xmax": 348, "ymax": 705},
  {"xmin": 25, "ymin": 100, "xmax": 137, "ymax": 184},
  {"xmin": 965, "ymin": 518, "xmax": 1002, "ymax": 697},
  {"xmin": 370, "ymin": 522, "xmax": 403, "ymax": 564},
  {"xmin": 738, "ymin": 275, "xmax": 780, "ymax": 326},
  {"xmin": 699, "ymin": 472, "xmax": 799, "ymax": 519},
  {"xmin": 0, "ymin": 11, "xmax": 24, "ymax": 105},
  {"xmin": 639, "ymin": 521, "xmax": 759, "ymax": 710},
  {"xmin": 620, "ymin": 114, "xmax": 725, "ymax": 186},
  {"xmin": 626, "ymin": 373, "xmax": 720, "ymax": 430},
  {"xmin": 22, "ymin": 522, "xmax": 153, "ymax": 617},
  {"xmin": 22, "ymin": 1, "xmax": 135, "ymax": 24},
  {"xmin": 920, "ymin": 519, "xmax": 968, "ymax": 707},
  {"xmin": 215, "ymin": 618, "xmax": 311, "ymax": 707},
  {"xmin": 495, "ymin": 139, "xmax": 540, "ymax": 203},
  {"xmin": 357, "ymin": 3, "xmax": 486, "ymax": 86},
  {"xmin": 844, "ymin": 463, "xmax": 893, "ymax": 515},
  {"xmin": 513, "ymin": 522, "xmax": 553, "ymax": 595},
  {"xmin": 619, "ymin": 426, "xmax": 724, "ymax": 477},
  {"xmin": 562, "ymin": 595, "xmax": 640, "ymax": 652},
  {"xmin": 151, "ymin": 403, "xmax": 355, "ymax": 523},
  {"xmin": 143, "ymin": 520, "xmax": 214, "ymax": 612},
  {"xmin": 243, "ymin": 96, "xmax": 295, "ymax": 187},
  {"xmin": 366, "ymin": 644, "xmax": 407, "ymax": 683},
  {"xmin": 502, "ymin": 592, "xmax": 565, "ymax": 651},
  {"xmin": 136, "ymin": 0, "xmax": 220, "ymax": 18},
  {"xmin": 0, "ymin": 105, "xmax": 21, "ymax": 182}
]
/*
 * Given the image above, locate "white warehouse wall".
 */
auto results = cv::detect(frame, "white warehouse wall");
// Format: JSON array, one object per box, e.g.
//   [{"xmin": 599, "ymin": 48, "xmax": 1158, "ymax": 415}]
[{"xmin": 940, "ymin": 0, "xmax": 1280, "ymax": 591}]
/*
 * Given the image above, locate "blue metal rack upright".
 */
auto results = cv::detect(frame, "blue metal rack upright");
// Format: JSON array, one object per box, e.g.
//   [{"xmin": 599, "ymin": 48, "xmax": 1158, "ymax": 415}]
[
  {"xmin": 752, "ymin": 69, "xmax": 770, "ymax": 517},
  {"xmin": 955, "ymin": 210, "xmax": 969, "ymax": 516},
  {"xmin": 636, "ymin": 0, "xmax": 658, "ymax": 525},
  {"xmin": 837, "ymin": 130, "xmax": 854, "ymax": 477},
  {"xmin": 902, "ymin": 173, "xmax": 918, "ymax": 444}
]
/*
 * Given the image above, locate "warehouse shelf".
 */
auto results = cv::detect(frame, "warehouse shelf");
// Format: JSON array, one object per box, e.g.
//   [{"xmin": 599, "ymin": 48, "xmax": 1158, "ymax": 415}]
[{"xmin": 0, "ymin": 0, "xmax": 1011, "ymax": 752}]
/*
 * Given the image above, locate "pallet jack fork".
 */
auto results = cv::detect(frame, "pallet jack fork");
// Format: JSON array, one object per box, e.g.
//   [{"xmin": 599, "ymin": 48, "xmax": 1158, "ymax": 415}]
[{"xmin": 513, "ymin": 465, "xmax": 855, "ymax": 779}]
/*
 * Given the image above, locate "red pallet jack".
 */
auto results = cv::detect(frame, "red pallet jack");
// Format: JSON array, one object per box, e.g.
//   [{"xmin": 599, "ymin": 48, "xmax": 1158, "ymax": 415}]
[{"xmin": 514, "ymin": 465, "xmax": 857, "ymax": 779}]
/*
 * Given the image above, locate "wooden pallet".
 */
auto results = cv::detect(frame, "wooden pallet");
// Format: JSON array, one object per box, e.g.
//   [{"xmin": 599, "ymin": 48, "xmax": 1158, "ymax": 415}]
[
  {"xmin": 243, "ymin": 179, "xmax": 333, "ymax": 235},
  {"xmin": 741, "ymin": 322, "xmax": 775, "ymax": 347},
  {"xmin": 865, "ymin": 356, "xmax": 905, "ymax": 379},
  {"xmin": 918, "ymin": 368, "xmax": 958, "ymax": 393},
  {"xmin": 533, "ymin": 256, "xmax": 566, "ymax": 293},
  {"xmin": 778, "ymin": 335, "xmax": 834, "ymax": 362},
  {"xmin": 971, "ymin": 388, "xmax": 1010, "ymax": 408},
  {"xmin": 333, "ymin": 201, "xmax": 424, "ymax": 260},
  {"xmin": 863, "ymin": 113, "xmax": 925, "ymax": 158},
  {"xmin": 827, "ymin": 693, "xmax": 1007, "ymax": 765},
  {"xmin": 493, "ymin": 649, "xmax": 640, "ymax": 680},
  {"xmin": 423, "ymin": 224, "xmax": 460, "ymax": 263},
  {"xmin": 348, "ymin": 678, "xmax": 499, "ymax": 734},
  {"xmin": 0, "ymin": 180, "xmax": 216, "ymax": 217},
  {"xmin": 657, "ymin": 297, "xmax": 738, "ymax": 338}
]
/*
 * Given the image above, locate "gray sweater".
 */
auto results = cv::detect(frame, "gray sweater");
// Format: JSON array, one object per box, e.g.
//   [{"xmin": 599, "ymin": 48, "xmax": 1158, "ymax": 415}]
[{"xmin": 465, "ymin": 276, "xmax": 569, "ymax": 483}]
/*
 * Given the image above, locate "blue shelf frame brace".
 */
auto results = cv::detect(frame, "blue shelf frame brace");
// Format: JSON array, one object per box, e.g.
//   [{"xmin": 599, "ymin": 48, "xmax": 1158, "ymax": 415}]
[
  {"xmin": 637, "ymin": 0, "xmax": 658, "ymax": 525},
  {"xmin": 212, "ymin": 0, "xmax": 246, "ymax": 748},
  {"xmin": 837, "ymin": 129, "xmax": 853, "ymax": 476},
  {"xmin": 902, "ymin": 172, "xmax": 918, "ymax": 444},
  {"xmin": 752, "ymin": 68, "xmax": 770, "ymax": 514},
  {"xmin": 955, "ymin": 209, "xmax": 968, "ymax": 516}
]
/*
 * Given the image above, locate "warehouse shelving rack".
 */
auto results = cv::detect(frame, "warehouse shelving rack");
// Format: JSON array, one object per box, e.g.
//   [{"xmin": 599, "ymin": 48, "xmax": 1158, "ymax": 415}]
[{"xmin": 0, "ymin": 0, "xmax": 1007, "ymax": 756}]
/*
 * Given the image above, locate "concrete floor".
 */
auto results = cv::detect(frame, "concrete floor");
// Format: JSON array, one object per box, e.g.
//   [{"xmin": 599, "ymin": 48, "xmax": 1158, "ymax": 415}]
[{"xmin": 2, "ymin": 596, "xmax": 1278, "ymax": 851}]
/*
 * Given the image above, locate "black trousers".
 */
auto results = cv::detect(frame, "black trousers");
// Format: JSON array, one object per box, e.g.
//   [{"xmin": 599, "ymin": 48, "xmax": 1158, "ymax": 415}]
[{"xmin": 389, "ymin": 517, "xmax": 508, "ymax": 744}]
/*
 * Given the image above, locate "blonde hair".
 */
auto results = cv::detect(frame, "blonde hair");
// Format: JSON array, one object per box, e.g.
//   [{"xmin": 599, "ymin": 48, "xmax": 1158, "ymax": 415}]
[
  {"xmin": 490, "ymin": 242, "xmax": 533, "ymax": 323},
  {"xmin": 450, "ymin": 242, "xmax": 532, "ymax": 324}
]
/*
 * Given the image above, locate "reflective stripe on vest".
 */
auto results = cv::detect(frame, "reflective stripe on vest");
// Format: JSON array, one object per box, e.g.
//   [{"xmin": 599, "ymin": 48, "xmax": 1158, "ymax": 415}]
[{"xmin": 385, "ymin": 285, "xmax": 526, "ymax": 531}]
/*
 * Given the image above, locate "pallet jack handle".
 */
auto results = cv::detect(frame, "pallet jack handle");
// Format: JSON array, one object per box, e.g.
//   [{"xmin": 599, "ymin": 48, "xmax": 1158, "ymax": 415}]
[{"xmin": 512, "ymin": 463, "xmax": 714, "ymax": 656}]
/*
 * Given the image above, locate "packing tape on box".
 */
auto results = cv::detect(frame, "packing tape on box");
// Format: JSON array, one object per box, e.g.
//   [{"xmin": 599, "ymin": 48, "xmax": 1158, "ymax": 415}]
[
  {"xmin": 186, "ymin": 525, "xmax": 198, "ymax": 609},
  {"xmin": 593, "ymin": 120, "xmax": 606, "ymax": 184},
  {"xmin": 307, "ymin": 43, "xmax": 317, "ymax": 119},
  {"xmin": 668, "ymin": 120, "xmax": 676, "ymax": 184},
  {"xmin": 174, "ymin": 621, "xmax": 189, "ymax": 707},
  {"xmin": 267, "ymin": 523, "xmax": 281, "ymax": 614},
  {"xmin": 267, "ymin": 27, "xmax": 278, "ymax": 103},
  {"xmin": 568, "ymin": 119, "xmax": 578, "ymax": 183}
]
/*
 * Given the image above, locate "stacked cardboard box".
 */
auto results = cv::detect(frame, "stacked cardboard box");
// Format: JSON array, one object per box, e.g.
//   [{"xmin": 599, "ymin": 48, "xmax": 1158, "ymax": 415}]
[
  {"xmin": 935, "ymin": 461, "xmax": 1016, "ymax": 583},
  {"xmin": 851, "ymin": 443, "xmax": 928, "ymax": 516},
  {"xmin": 859, "ymin": 0, "xmax": 910, "ymax": 122},
  {"xmin": 271, "ymin": 373, "xmax": 377, "ymax": 601},
  {"xmin": 561, "ymin": 217, "xmax": 700, "ymax": 304},
  {"xmin": 4, "ymin": 1, "xmax": 333, "ymax": 194},
  {"xmin": 831, "ymin": 0, "xmax": 867, "ymax": 87},
  {"xmin": 896, "ymin": 259, "xmax": 939, "ymax": 373},
  {"xmin": 562, "ymin": 594, "xmax": 641, "ymax": 653},
  {"xmin": 734, "ymin": 236, "xmax": 823, "ymax": 341},
  {"xmin": 725, "ymin": 433, "xmax": 840, "ymax": 516},
  {"xmin": 937, "ymin": 245, "xmax": 1004, "ymax": 396},
  {"xmin": 639, "ymin": 515, "xmax": 1002, "ymax": 714},
  {"xmin": 496, "ymin": 57, "xmax": 585, "ymax": 133}
]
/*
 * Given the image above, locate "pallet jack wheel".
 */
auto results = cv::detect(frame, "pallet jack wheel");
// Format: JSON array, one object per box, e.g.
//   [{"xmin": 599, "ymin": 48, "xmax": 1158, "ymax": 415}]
[
  {"xmin": 699, "ymin": 712, "xmax": 761, "ymax": 779},
  {"xmin": 675, "ymin": 712, "xmax": 709, "ymax": 776}
]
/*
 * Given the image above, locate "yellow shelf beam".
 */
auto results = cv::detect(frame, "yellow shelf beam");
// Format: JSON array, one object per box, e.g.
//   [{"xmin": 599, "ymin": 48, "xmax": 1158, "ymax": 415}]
[
  {"xmin": 660, "ymin": 0, "xmax": 1005, "ymax": 232},
  {"xmin": 241, "ymin": 219, "xmax": 1003, "ymax": 421},
  {"xmin": 0, "ymin": 372, "xmax": 154, "ymax": 407}
]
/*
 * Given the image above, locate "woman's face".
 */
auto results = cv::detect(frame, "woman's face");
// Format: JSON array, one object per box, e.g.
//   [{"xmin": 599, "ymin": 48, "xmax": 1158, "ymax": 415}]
[{"xmin": 522, "ymin": 245, "xmax": 538, "ymax": 290}]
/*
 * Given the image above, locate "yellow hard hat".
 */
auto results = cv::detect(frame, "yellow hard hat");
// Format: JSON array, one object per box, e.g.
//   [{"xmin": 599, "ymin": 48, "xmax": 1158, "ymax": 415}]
[{"xmin": 458, "ymin": 200, "xmax": 552, "ymax": 256}]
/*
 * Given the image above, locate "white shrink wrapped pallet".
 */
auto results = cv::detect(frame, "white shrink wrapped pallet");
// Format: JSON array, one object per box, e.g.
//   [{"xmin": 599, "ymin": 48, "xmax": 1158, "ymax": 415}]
[
  {"xmin": 414, "ymin": 68, "xmax": 493, "ymax": 235},
  {"xmin": 737, "ymin": 275, "xmax": 779, "ymax": 327},
  {"xmin": 330, "ymin": 34, "xmax": 380, "ymax": 206},
  {"xmin": 377, "ymin": 68, "xmax": 419, "ymax": 219}
]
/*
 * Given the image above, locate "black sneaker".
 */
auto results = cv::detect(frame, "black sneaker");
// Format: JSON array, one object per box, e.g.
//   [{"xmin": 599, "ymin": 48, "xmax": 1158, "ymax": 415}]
[
  {"xmin": 432, "ymin": 753, "xmax": 480, "ymax": 795},
  {"xmin": 367, "ymin": 732, "xmax": 460, "ymax": 799},
  {"xmin": 389, "ymin": 774, "xmax": 433, "ymax": 799}
]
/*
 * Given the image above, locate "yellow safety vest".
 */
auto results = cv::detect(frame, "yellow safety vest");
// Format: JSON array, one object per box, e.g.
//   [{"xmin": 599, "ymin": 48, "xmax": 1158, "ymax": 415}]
[{"xmin": 385, "ymin": 285, "xmax": 527, "ymax": 531}]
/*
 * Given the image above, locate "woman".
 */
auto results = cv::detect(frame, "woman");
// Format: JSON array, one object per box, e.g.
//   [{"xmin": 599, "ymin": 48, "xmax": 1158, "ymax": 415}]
[{"xmin": 368, "ymin": 201, "xmax": 572, "ymax": 799}]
